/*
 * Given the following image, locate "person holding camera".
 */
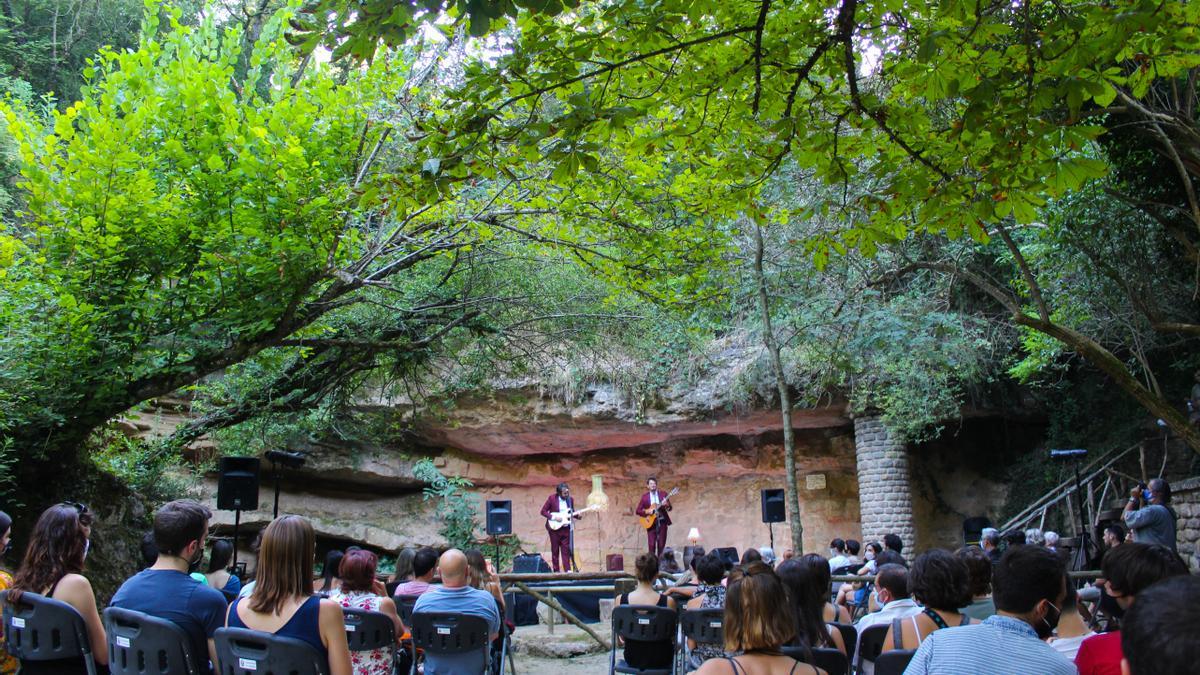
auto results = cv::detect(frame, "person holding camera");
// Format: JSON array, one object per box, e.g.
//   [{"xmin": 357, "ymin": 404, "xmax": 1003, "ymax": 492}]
[{"xmin": 1123, "ymin": 478, "xmax": 1177, "ymax": 551}]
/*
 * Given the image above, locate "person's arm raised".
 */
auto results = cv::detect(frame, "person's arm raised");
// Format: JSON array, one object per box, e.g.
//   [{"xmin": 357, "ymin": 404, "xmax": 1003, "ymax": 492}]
[{"xmin": 318, "ymin": 598, "xmax": 352, "ymax": 675}]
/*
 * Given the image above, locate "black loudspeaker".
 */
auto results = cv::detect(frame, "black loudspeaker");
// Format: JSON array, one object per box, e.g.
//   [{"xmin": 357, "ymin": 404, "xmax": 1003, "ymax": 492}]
[
  {"xmin": 217, "ymin": 457, "xmax": 260, "ymax": 510},
  {"xmin": 716, "ymin": 547, "xmax": 740, "ymax": 568},
  {"xmin": 486, "ymin": 500, "xmax": 512, "ymax": 535},
  {"xmin": 761, "ymin": 488, "xmax": 786, "ymax": 523},
  {"xmin": 512, "ymin": 553, "xmax": 551, "ymax": 573}
]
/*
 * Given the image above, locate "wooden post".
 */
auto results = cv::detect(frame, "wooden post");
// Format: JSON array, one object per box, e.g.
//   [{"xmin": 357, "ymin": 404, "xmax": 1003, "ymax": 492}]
[
  {"xmin": 547, "ymin": 591, "xmax": 555, "ymax": 634},
  {"xmin": 512, "ymin": 582, "xmax": 611, "ymax": 649}
]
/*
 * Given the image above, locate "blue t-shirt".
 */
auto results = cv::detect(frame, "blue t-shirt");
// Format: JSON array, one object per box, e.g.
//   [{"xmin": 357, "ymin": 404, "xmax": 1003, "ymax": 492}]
[
  {"xmin": 413, "ymin": 585, "xmax": 501, "ymax": 675},
  {"xmin": 110, "ymin": 568, "xmax": 228, "ymax": 672}
]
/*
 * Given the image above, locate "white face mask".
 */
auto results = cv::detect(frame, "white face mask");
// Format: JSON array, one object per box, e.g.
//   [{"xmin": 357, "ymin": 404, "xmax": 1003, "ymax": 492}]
[
  {"xmin": 865, "ymin": 550, "xmax": 875, "ymax": 561},
  {"xmin": 83, "ymin": 539, "xmax": 90, "ymax": 560}
]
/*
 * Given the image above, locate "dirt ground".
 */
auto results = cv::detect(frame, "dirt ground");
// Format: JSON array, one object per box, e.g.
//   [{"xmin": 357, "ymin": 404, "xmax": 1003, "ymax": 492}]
[
  {"xmin": 505, "ymin": 623, "xmax": 613, "ymax": 674},
  {"xmin": 509, "ymin": 650, "xmax": 611, "ymax": 674}
]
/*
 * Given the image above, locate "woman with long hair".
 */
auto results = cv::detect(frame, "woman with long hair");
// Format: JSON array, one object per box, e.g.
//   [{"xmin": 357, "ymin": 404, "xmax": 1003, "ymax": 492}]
[
  {"xmin": 695, "ymin": 562, "xmax": 825, "ymax": 675},
  {"xmin": 617, "ymin": 553, "xmax": 677, "ymax": 670},
  {"xmin": 0, "ymin": 510, "xmax": 17, "ymax": 674},
  {"xmin": 225, "ymin": 515, "xmax": 351, "ymax": 675},
  {"xmin": 7, "ymin": 503, "xmax": 108, "ymax": 674},
  {"xmin": 775, "ymin": 555, "xmax": 847, "ymax": 654},
  {"xmin": 205, "ymin": 539, "xmax": 242, "ymax": 601},
  {"xmin": 388, "ymin": 546, "xmax": 416, "ymax": 586},
  {"xmin": 328, "ymin": 549, "xmax": 400, "ymax": 675},
  {"xmin": 882, "ymin": 549, "xmax": 974, "ymax": 652}
]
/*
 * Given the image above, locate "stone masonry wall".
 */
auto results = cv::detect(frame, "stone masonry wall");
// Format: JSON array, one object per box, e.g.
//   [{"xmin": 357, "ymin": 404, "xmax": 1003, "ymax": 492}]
[
  {"xmin": 1172, "ymin": 476, "xmax": 1200, "ymax": 571},
  {"xmin": 854, "ymin": 415, "xmax": 915, "ymax": 556}
]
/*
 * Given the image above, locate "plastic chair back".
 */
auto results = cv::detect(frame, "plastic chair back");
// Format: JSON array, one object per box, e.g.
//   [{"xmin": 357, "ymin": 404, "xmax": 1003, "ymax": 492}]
[
  {"xmin": 830, "ymin": 622, "xmax": 857, "ymax": 665},
  {"xmin": 679, "ymin": 608, "xmax": 723, "ymax": 646},
  {"xmin": 395, "ymin": 595, "xmax": 419, "ymax": 628},
  {"xmin": 103, "ymin": 606, "xmax": 203, "ymax": 675},
  {"xmin": 856, "ymin": 622, "xmax": 890, "ymax": 667},
  {"xmin": 341, "ymin": 608, "xmax": 395, "ymax": 652},
  {"xmin": 1, "ymin": 589, "xmax": 98, "ymax": 675},
  {"xmin": 782, "ymin": 645, "xmax": 848, "ymax": 675},
  {"xmin": 873, "ymin": 649, "xmax": 916, "ymax": 675},
  {"xmin": 611, "ymin": 604, "xmax": 677, "ymax": 643},
  {"xmin": 214, "ymin": 626, "xmax": 329, "ymax": 675},
  {"xmin": 409, "ymin": 611, "xmax": 490, "ymax": 673}
]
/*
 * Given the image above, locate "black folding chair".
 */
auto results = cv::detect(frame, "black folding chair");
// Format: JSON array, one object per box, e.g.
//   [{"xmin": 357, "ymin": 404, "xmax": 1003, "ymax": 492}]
[
  {"xmin": 394, "ymin": 595, "xmax": 420, "ymax": 674},
  {"xmin": 679, "ymin": 608, "xmax": 723, "ymax": 670},
  {"xmin": 409, "ymin": 611, "xmax": 491, "ymax": 675},
  {"xmin": 782, "ymin": 646, "xmax": 848, "ymax": 675},
  {"xmin": 1, "ymin": 589, "xmax": 99, "ymax": 675},
  {"xmin": 873, "ymin": 649, "xmax": 916, "ymax": 675},
  {"xmin": 343, "ymin": 608, "xmax": 398, "ymax": 674},
  {"xmin": 856, "ymin": 622, "xmax": 891, "ymax": 672},
  {"xmin": 830, "ymin": 622, "xmax": 857, "ymax": 667},
  {"xmin": 609, "ymin": 604, "xmax": 678, "ymax": 675},
  {"xmin": 214, "ymin": 626, "xmax": 329, "ymax": 675},
  {"xmin": 104, "ymin": 606, "xmax": 204, "ymax": 675}
]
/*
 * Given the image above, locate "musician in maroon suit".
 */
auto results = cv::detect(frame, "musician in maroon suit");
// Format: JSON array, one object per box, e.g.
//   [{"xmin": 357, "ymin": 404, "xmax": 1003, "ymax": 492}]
[
  {"xmin": 540, "ymin": 482, "xmax": 580, "ymax": 572},
  {"xmin": 636, "ymin": 477, "xmax": 672, "ymax": 557}
]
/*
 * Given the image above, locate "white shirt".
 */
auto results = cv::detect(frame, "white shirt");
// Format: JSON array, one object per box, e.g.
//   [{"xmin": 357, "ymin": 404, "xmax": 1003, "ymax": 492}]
[
  {"xmin": 1048, "ymin": 631, "xmax": 1095, "ymax": 660},
  {"xmin": 854, "ymin": 598, "xmax": 922, "ymax": 675},
  {"xmin": 649, "ymin": 491, "xmax": 660, "ymax": 507},
  {"xmin": 828, "ymin": 553, "xmax": 851, "ymax": 570}
]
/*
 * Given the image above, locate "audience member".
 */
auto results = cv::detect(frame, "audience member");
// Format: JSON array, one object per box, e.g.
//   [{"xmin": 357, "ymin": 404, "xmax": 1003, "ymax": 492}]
[
  {"xmin": 661, "ymin": 547, "xmax": 682, "ymax": 573},
  {"xmin": 1025, "ymin": 527, "xmax": 1045, "ymax": 547},
  {"xmin": 0, "ymin": 510, "xmax": 16, "ymax": 675},
  {"xmin": 844, "ymin": 539, "xmax": 861, "ymax": 566},
  {"xmin": 225, "ymin": 515, "xmax": 351, "ymax": 675},
  {"xmin": 883, "ymin": 549, "xmax": 973, "ymax": 652},
  {"xmin": 904, "ymin": 545, "xmax": 1075, "ymax": 674},
  {"xmin": 394, "ymin": 546, "xmax": 438, "ymax": 597},
  {"xmin": 828, "ymin": 538, "xmax": 850, "ymax": 570},
  {"xmin": 204, "ymin": 539, "xmax": 242, "ymax": 601},
  {"xmin": 139, "ymin": 531, "xmax": 158, "ymax": 569},
  {"xmin": 883, "ymin": 533, "xmax": 903, "ymax": 557},
  {"xmin": 835, "ymin": 540, "xmax": 882, "ymax": 613},
  {"xmin": 1047, "ymin": 578, "xmax": 1094, "ymax": 660},
  {"xmin": 874, "ymin": 550, "xmax": 906, "ymax": 569},
  {"xmin": 757, "ymin": 547, "xmax": 776, "ymax": 567},
  {"xmin": 389, "ymin": 546, "xmax": 416, "ymax": 585},
  {"xmin": 686, "ymin": 553, "xmax": 728, "ymax": 671},
  {"xmin": 318, "ymin": 549, "xmax": 344, "ymax": 595},
  {"xmin": 1102, "ymin": 523, "xmax": 1125, "ymax": 550},
  {"xmin": 740, "ymin": 547, "xmax": 762, "ymax": 567},
  {"xmin": 956, "ymin": 545, "xmax": 996, "ymax": 621},
  {"xmin": 1003, "ymin": 529, "xmax": 1027, "ymax": 547},
  {"xmin": 1044, "ymin": 531, "xmax": 1060, "ymax": 552},
  {"xmin": 1122, "ymin": 478, "xmax": 1177, "ymax": 551},
  {"xmin": 412, "ymin": 549, "xmax": 500, "ymax": 674},
  {"xmin": 464, "ymin": 548, "xmax": 505, "ymax": 614},
  {"xmin": 980, "ymin": 527, "xmax": 1002, "ymax": 565},
  {"xmin": 853, "ymin": 563, "xmax": 919, "ymax": 675},
  {"xmin": 694, "ymin": 562, "xmax": 826, "ymax": 675},
  {"xmin": 1074, "ymin": 543, "xmax": 1188, "ymax": 675},
  {"xmin": 1120, "ymin": 575, "xmax": 1200, "ymax": 675},
  {"xmin": 616, "ymin": 553, "xmax": 676, "ymax": 670},
  {"xmin": 776, "ymin": 555, "xmax": 847, "ymax": 654},
  {"xmin": 328, "ymin": 549, "xmax": 401, "ymax": 675},
  {"xmin": 111, "ymin": 500, "xmax": 228, "ymax": 672},
  {"xmin": 782, "ymin": 548, "xmax": 795, "ymax": 561},
  {"xmin": 8, "ymin": 503, "xmax": 109, "ymax": 674}
]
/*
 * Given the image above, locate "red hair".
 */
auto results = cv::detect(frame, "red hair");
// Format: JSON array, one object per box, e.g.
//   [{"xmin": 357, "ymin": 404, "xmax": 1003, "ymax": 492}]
[{"xmin": 339, "ymin": 549, "xmax": 379, "ymax": 593}]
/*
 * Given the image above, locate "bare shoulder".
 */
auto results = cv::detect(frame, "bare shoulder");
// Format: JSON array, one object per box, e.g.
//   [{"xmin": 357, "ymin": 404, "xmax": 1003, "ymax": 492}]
[
  {"xmin": 55, "ymin": 573, "xmax": 94, "ymax": 597},
  {"xmin": 318, "ymin": 598, "xmax": 345, "ymax": 620},
  {"xmin": 694, "ymin": 657, "xmax": 733, "ymax": 674}
]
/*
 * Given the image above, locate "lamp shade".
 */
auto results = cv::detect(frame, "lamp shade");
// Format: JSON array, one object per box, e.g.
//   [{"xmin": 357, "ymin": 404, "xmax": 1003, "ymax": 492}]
[{"xmin": 687, "ymin": 527, "xmax": 701, "ymax": 544}]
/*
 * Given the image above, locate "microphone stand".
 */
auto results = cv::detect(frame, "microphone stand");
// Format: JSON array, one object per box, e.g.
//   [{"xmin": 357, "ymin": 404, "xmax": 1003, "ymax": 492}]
[{"xmin": 568, "ymin": 496, "xmax": 579, "ymax": 572}]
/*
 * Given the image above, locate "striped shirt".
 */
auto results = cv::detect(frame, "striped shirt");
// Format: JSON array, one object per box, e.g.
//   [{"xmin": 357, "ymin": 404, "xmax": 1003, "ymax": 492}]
[{"xmin": 904, "ymin": 615, "xmax": 1077, "ymax": 675}]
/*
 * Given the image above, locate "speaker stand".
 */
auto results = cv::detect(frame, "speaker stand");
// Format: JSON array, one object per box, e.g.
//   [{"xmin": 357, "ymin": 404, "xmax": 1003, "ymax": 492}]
[
  {"xmin": 272, "ymin": 462, "xmax": 282, "ymax": 519},
  {"xmin": 768, "ymin": 522, "xmax": 774, "ymax": 558},
  {"xmin": 231, "ymin": 508, "xmax": 242, "ymax": 571}
]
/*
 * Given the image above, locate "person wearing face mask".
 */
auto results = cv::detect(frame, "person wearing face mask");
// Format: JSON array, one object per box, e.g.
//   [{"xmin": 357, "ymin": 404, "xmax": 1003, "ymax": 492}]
[
  {"xmin": 904, "ymin": 545, "xmax": 1076, "ymax": 675},
  {"xmin": 852, "ymin": 563, "xmax": 920, "ymax": 675},
  {"xmin": 1073, "ymin": 543, "xmax": 1188, "ymax": 675},
  {"xmin": 110, "ymin": 499, "xmax": 228, "ymax": 674}
]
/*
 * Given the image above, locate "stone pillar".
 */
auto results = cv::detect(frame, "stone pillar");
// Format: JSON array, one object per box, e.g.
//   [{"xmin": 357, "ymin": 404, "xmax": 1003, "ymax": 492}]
[{"xmin": 853, "ymin": 415, "xmax": 915, "ymax": 556}]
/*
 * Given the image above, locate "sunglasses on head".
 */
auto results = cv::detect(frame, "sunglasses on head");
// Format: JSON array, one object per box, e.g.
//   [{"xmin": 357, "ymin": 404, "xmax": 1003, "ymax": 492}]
[{"xmin": 61, "ymin": 501, "xmax": 90, "ymax": 515}]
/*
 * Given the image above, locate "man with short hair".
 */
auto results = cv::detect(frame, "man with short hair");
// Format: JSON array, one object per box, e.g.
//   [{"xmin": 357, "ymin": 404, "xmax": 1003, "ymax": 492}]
[
  {"xmin": 110, "ymin": 500, "xmax": 227, "ymax": 673},
  {"xmin": 905, "ymin": 546, "xmax": 1076, "ymax": 675},
  {"xmin": 854, "ymin": 563, "xmax": 921, "ymax": 675},
  {"xmin": 394, "ymin": 546, "xmax": 438, "ymax": 597},
  {"xmin": 1103, "ymin": 523, "xmax": 1126, "ymax": 550},
  {"xmin": 828, "ymin": 538, "xmax": 850, "ymax": 570},
  {"xmin": 413, "ymin": 549, "xmax": 501, "ymax": 675},
  {"xmin": 981, "ymin": 527, "xmax": 1002, "ymax": 565},
  {"xmin": 1123, "ymin": 478, "xmax": 1177, "ymax": 550},
  {"xmin": 882, "ymin": 533, "xmax": 903, "ymax": 556},
  {"xmin": 1074, "ymin": 543, "xmax": 1189, "ymax": 675},
  {"xmin": 1120, "ymin": 575, "xmax": 1200, "ymax": 675}
]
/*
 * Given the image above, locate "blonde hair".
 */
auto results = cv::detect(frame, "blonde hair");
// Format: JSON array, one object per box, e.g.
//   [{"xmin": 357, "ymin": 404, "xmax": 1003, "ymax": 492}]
[
  {"xmin": 250, "ymin": 516, "xmax": 315, "ymax": 615},
  {"xmin": 723, "ymin": 562, "xmax": 796, "ymax": 652}
]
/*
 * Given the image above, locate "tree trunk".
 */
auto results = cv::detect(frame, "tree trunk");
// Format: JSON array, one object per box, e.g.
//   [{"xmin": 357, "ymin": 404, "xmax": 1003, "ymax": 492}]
[{"xmin": 752, "ymin": 223, "xmax": 803, "ymax": 554}]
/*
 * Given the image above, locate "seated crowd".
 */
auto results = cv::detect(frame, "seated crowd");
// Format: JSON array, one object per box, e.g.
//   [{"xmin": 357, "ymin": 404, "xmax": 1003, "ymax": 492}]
[{"xmin": 1, "ymin": 497, "xmax": 1197, "ymax": 675}]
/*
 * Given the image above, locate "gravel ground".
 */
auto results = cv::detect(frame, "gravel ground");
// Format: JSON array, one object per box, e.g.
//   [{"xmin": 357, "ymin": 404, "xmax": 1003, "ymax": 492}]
[{"xmin": 508, "ymin": 650, "xmax": 611, "ymax": 674}]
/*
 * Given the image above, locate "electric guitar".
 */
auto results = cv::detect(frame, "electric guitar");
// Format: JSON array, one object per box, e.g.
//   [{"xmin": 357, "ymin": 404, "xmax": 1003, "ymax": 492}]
[
  {"xmin": 638, "ymin": 488, "xmax": 679, "ymax": 530},
  {"xmin": 546, "ymin": 504, "xmax": 603, "ymax": 530}
]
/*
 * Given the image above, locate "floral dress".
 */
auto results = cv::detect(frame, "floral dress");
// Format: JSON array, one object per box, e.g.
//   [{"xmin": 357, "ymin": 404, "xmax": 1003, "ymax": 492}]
[
  {"xmin": 328, "ymin": 589, "xmax": 393, "ymax": 675},
  {"xmin": 0, "ymin": 570, "xmax": 16, "ymax": 675},
  {"xmin": 687, "ymin": 582, "xmax": 727, "ymax": 671}
]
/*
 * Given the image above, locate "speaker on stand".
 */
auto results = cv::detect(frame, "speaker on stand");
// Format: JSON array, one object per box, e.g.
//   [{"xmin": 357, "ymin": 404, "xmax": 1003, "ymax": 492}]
[
  {"xmin": 217, "ymin": 456, "xmax": 261, "ymax": 571},
  {"xmin": 761, "ymin": 488, "xmax": 786, "ymax": 555},
  {"xmin": 486, "ymin": 500, "xmax": 513, "ymax": 571}
]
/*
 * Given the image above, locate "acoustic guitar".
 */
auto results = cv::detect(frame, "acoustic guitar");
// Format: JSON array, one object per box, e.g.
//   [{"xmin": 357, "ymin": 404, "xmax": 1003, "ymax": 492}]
[
  {"xmin": 638, "ymin": 487, "xmax": 679, "ymax": 530},
  {"xmin": 546, "ymin": 504, "xmax": 604, "ymax": 530}
]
